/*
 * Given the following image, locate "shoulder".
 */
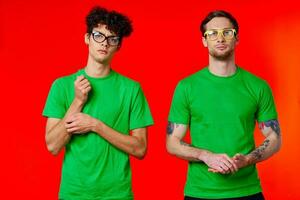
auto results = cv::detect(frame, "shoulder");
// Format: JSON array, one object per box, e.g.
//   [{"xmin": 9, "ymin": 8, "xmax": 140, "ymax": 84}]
[
  {"xmin": 239, "ymin": 67, "xmax": 274, "ymax": 99},
  {"xmin": 51, "ymin": 71, "xmax": 80, "ymax": 91},
  {"xmin": 176, "ymin": 68, "xmax": 207, "ymax": 89},
  {"xmin": 239, "ymin": 68, "xmax": 269, "ymax": 87},
  {"xmin": 50, "ymin": 71, "xmax": 79, "ymax": 89},
  {"xmin": 113, "ymin": 71, "xmax": 141, "ymax": 89}
]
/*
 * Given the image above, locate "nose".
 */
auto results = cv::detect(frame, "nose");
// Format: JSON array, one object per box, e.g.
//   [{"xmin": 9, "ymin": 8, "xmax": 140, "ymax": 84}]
[
  {"xmin": 101, "ymin": 38, "xmax": 109, "ymax": 47},
  {"xmin": 216, "ymin": 32, "xmax": 225, "ymax": 43}
]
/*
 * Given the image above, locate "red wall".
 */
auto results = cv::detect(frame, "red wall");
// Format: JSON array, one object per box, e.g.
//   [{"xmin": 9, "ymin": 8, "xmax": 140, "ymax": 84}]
[{"xmin": 1, "ymin": 0, "xmax": 299, "ymax": 199}]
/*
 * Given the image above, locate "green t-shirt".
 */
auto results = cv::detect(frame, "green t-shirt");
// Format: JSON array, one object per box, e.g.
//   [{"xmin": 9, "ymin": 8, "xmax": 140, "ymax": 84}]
[
  {"xmin": 168, "ymin": 67, "xmax": 277, "ymax": 199},
  {"xmin": 43, "ymin": 69, "xmax": 153, "ymax": 200}
]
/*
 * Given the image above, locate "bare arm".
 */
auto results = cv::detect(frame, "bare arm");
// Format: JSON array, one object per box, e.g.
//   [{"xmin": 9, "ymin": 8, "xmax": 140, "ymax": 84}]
[
  {"xmin": 94, "ymin": 122, "xmax": 148, "ymax": 160},
  {"xmin": 233, "ymin": 119, "xmax": 281, "ymax": 168},
  {"xmin": 166, "ymin": 122, "xmax": 238, "ymax": 174},
  {"xmin": 166, "ymin": 122, "xmax": 204, "ymax": 161},
  {"xmin": 45, "ymin": 76, "xmax": 91, "ymax": 155},
  {"xmin": 64, "ymin": 113, "xmax": 148, "ymax": 159}
]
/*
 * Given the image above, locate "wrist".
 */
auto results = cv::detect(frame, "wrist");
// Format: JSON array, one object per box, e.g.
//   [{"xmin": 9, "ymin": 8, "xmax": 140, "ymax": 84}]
[
  {"xmin": 198, "ymin": 150, "xmax": 211, "ymax": 163},
  {"xmin": 91, "ymin": 118, "xmax": 100, "ymax": 133},
  {"xmin": 245, "ymin": 154, "xmax": 255, "ymax": 166},
  {"xmin": 73, "ymin": 98, "xmax": 85, "ymax": 108}
]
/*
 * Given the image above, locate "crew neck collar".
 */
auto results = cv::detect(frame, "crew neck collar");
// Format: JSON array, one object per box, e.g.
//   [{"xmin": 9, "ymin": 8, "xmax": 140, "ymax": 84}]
[
  {"xmin": 80, "ymin": 68, "xmax": 115, "ymax": 81},
  {"xmin": 206, "ymin": 66, "xmax": 240, "ymax": 80}
]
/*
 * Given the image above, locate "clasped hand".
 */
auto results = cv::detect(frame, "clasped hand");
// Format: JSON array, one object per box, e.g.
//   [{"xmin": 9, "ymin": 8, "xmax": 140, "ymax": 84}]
[{"xmin": 204, "ymin": 152, "xmax": 250, "ymax": 174}]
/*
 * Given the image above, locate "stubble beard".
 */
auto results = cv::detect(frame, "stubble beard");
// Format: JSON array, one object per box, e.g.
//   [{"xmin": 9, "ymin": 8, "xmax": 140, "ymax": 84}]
[{"xmin": 209, "ymin": 48, "xmax": 234, "ymax": 61}]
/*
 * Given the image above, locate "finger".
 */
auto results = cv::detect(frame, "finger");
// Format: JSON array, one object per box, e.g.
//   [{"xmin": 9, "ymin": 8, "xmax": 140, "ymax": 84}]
[
  {"xmin": 79, "ymin": 78, "xmax": 89, "ymax": 85},
  {"xmin": 66, "ymin": 127, "xmax": 79, "ymax": 133},
  {"xmin": 224, "ymin": 154, "xmax": 238, "ymax": 172},
  {"xmin": 65, "ymin": 122, "xmax": 74, "ymax": 129},
  {"xmin": 218, "ymin": 166, "xmax": 227, "ymax": 174},
  {"xmin": 65, "ymin": 121, "xmax": 79, "ymax": 129},
  {"xmin": 208, "ymin": 167, "xmax": 223, "ymax": 173},
  {"xmin": 79, "ymin": 82, "xmax": 91, "ymax": 90},
  {"xmin": 208, "ymin": 168, "xmax": 219, "ymax": 173},
  {"xmin": 85, "ymin": 86, "xmax": 92, "ymax": 93},
  {"xmin": 233, "ymin": 153, "xmax": 241, "ymax": 160},
  {"xmin": 220, "ymin": 163, "xmax": 231, "ymax": 174},
  {"xmin": 76, "ymin": 75, "xmax": 85, "ymax": 83},
  {"xmin": 222, "ymin": 159, "xmax": 236, "ymax": 173},
  {"xmin": 81, "ymin": 86, "xmax": 91, "ymax": 94}
]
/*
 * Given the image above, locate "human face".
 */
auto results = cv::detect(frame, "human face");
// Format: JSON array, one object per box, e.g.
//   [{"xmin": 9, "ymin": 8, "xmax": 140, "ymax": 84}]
[
  {"xmin": 85, "ymin": 24, "xmax": 119, "ymax": 65},
  {"xmin": 202, "ymin": 17, "xmax": 238, "ymax": 60}
]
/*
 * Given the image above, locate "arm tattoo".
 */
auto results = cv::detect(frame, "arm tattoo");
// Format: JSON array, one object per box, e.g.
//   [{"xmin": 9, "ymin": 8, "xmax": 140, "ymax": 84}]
[
  {"xmin": 167, "ymin": 122, "xmax": 174, "ymax": 135},
  {"xmin": 249, "ymin": 139, "xmax": 270, "ymax": 160},
  {"xmin": 259, "ymin": 119, "xmax": 281, "ymax": 136},
  {"xmin": 180, "ymin": 140, "xmax": 192, "ymax": 147},
  {"xmin": 167, "ymin": 122, "xmax": 180, "ymax": 135}
]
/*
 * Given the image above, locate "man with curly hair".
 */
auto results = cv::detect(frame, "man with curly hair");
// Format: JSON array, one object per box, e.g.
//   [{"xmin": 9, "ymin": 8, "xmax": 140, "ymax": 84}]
[
  {"xmin": 43, "ymin": 6, "xmax": 153, "ymax": 200},
  {"xmin": 167, "ymin": 10, "xmax": 281, "ymax": 200}
]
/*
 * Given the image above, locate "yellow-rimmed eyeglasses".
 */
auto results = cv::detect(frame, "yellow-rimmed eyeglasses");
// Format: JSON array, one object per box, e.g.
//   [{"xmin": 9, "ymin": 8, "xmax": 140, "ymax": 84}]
[{"xmin": 204, "ymin": 29, "xmax": 236, "ymax": 41}]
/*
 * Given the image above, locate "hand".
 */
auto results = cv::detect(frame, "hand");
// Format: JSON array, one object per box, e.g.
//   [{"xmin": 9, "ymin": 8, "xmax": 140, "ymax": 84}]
[
  {"xmin": 65, "ymin": 113, "xmax": 96, "ymax": 134},
  {"xmin": 203, "ymin": 152, "xmax": 238, "ymax": 174},
  {"xmin": 74, "ymin": 75, "xmax": 91, "ymax": 103},
  {"xmin": 232, "ymin": 153, "xmax": 251, "ymax": 169}
]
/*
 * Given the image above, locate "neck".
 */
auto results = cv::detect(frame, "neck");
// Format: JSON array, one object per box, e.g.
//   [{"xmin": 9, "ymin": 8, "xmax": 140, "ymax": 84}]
[
  {"xmin": 208, "ymin": 53, "xmax": 236, "ymax": 77},
  {"xmin": 85, "ymin": 55, "xmax": 111, "ymax": 78}
]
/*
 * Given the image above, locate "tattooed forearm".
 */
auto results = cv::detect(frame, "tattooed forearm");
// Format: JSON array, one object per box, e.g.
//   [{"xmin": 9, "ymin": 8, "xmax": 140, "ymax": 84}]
[
  {"xmin": 167, "ymin": 122, "xmax": 180, "ymax": 135},
  {"xmin": 249, "ymin": 139, "xmax": 270, "ymax": 161},
  {"xmin": 180, "ymin": 141, "xmax": 192, "ymax": 147},
  {"xmin": 259, "ymin": 119, "xmax": 281, "ymax": 136}
]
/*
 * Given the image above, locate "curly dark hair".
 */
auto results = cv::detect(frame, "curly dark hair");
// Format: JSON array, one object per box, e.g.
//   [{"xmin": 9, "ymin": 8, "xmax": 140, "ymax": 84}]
[
  {"xmin": 200, "ymin": 10, "xmax": 239, "ymax": 37},
  {"xmin": 86, "ymin": 6, "xmax": 133, "ymax": 44}
]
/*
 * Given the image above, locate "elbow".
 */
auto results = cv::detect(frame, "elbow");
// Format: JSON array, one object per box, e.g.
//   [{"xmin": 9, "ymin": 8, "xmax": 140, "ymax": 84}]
[
  {"xmin": 166, "ymin": 135, "xmax": 180, "ymax": 156},
  {"xmin": 270, "ymin": 135, "xmax": 282, "ymax": 156},
  {"xmin": 274, "ymin": 133, "xmax": 282, "ymax": 152},
  {"xmin": 46, "ymin": 143, "xmax": 60, "ymax": 156},
  {"xmin": 45, "ymin": 137, "xmax": 60, "ymax": 156},
  {"xmin": 166, "ymin": 141, "xmax": 177, "ymax": 156},
  {"xmin": 133, "ymin": 147, "xmax": 147, "ymax": 160}
]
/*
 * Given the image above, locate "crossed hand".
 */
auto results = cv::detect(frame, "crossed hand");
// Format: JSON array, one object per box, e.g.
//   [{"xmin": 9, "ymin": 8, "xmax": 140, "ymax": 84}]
[{"xmin": 204, "ymin": 153, "xmax": 250, "ymax": 174}]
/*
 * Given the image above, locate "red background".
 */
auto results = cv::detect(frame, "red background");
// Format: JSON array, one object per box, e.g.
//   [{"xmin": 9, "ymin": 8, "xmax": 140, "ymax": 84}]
[{"xmin": 1, "ymin": 0, "xmax": 299, "ymax": 199}]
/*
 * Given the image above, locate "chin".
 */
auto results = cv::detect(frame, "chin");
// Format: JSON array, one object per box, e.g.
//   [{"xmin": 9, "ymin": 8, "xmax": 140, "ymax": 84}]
[{"xmin": 211, "ymin": 51, "xmax": 233, "ymax": 60}]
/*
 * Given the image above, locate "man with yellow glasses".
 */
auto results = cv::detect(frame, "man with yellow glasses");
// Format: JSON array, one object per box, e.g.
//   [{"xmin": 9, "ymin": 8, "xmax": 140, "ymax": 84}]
[{"xmin": 167, "ymin": 10, "xmax": 281, "ymax": 200}]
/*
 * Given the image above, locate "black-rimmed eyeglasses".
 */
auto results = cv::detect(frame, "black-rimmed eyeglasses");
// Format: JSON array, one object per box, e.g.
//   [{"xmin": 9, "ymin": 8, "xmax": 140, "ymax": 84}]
[{"xmin": 91, "ymin": 31, "xmax": 120, "ymax": 46}]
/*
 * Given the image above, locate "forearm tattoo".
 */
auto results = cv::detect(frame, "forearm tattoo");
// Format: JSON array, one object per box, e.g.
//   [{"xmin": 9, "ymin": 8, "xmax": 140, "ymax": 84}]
[
  {"xmin": 180, "ymin": 140, "xmax": 192, "ymax": 147},
  {"xmin": 167, "ymin": 122, "xmax": 180, "ymax": 135},
  {"xmin": 250, "ymin": 139, "xmax": 270, "ymax": 161},
  {"xmin": 259, "ymin": 119, "xmax": 281, "ymax": 136}
]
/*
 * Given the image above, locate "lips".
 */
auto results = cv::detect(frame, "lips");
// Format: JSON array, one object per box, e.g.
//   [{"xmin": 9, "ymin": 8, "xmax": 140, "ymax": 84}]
[
  {"xmin": 98, "ymin": 49, "xmax": 108, "ymax": 54},
  {"xmin": 215, "ymin": 45, "xmax": 227, "ymax": 50}
]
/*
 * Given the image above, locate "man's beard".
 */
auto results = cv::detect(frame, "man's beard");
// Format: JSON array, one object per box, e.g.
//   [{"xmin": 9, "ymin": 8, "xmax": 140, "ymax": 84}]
[{"xmin": 209, "ymin": 48, "xmax": 233, "ymax": 60}]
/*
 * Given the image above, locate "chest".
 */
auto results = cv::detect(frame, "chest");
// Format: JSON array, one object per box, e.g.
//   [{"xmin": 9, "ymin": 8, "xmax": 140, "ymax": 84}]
[{"xmin": 189, "ymin": 82, "xmax": 258, "ymax": 123}]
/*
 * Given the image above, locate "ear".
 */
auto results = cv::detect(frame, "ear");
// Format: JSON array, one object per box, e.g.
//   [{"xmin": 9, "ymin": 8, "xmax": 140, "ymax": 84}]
[
  {"xmin": 84, "ymin": 33, "xmax": 90, "ymax": 45},
  {"xmin": 202, "ymin": 36, "xmax": 208, "ymax": 47},
  {"xmin": 116, "ymin": 44, "xmax": 121, "ymax": 51},
  {"xmin": 235, "ymin": 34, "xmax": 239, "ymax": 46}
]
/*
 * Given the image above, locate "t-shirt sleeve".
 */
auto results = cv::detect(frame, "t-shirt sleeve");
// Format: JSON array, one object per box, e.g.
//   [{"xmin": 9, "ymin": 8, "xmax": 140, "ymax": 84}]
[
  {"xmin": 168, "ymin": 81, "xmax": 190, "ymax": 124},
  {"xmin": 129, "ymin": 84, "xmax": 154, "ymax": 130},
  {"xmin": 42, "ymin": 79, "xmax": 67, "ymax": 119},
  {"xmin": 256, "ymin": 81, "xmax": 278, "ymax": 122}
]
